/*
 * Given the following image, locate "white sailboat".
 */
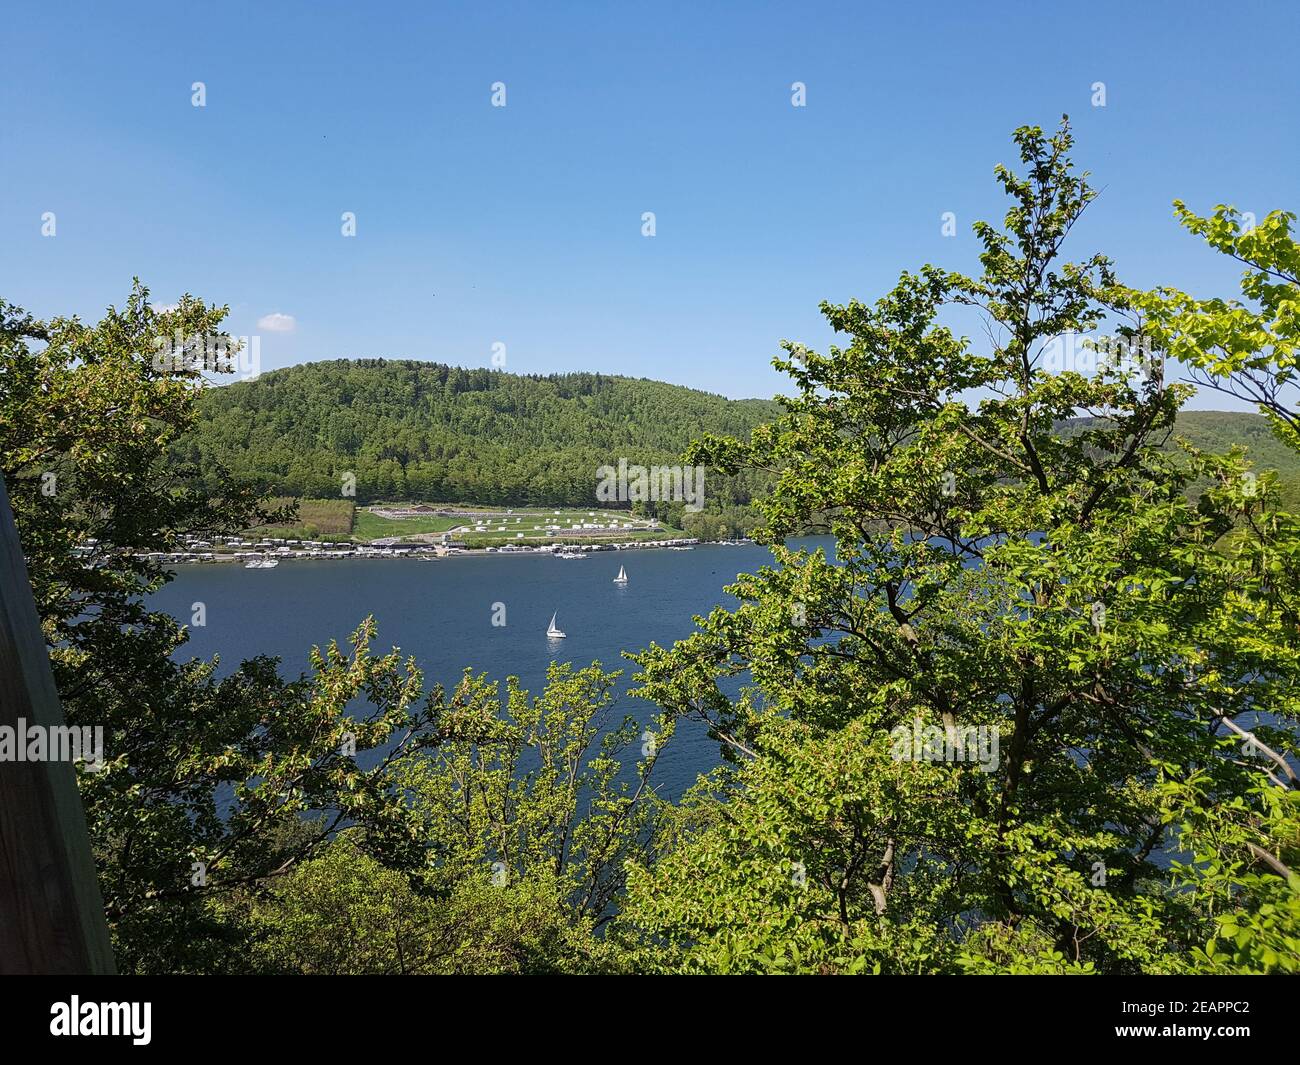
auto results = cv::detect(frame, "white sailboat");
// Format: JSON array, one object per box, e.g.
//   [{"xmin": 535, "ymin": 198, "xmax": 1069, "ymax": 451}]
[
  {"xmin": 613, "ymin": 565, "xmax": 628, "ymax": 584},
  {"xmin": 546, "ymin": 611, "xmax": 567, "ymax": 639}
]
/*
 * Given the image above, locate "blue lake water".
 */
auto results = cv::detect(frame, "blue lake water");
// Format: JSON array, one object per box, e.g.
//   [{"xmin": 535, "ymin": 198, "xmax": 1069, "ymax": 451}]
[{"xmin": 150, "ymin": 537, "xmax": 835, "ymax": 798}]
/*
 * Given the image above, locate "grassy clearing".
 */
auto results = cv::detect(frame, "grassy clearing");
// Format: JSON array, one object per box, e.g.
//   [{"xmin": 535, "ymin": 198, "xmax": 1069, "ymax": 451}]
[
  {"xmin": 459, "ymin": 526, "xmax": 685, "ymax": 548},
  {"xmin": 248, "ymin": 498, "xmax": 355, "ymax": 539},
  {"xmin": 450, "ymin": 508, "xmax": 655, "ymax": 540},
  {"xmin": 244, "ymin": 501, "xmax": 678, "ymax": 545},
  {"xmin": 353, "ymin": 510, "xmax": 464, "ymax": 539},
  {"xmin": 356, "ymin": 504, "xmax": 673, "ymax": 544}
]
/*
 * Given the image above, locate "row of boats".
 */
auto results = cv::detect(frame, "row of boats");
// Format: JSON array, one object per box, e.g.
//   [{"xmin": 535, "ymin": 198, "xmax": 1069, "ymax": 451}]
[{"xmin": 546, "ymin": 564, "xmax": 628, "ymax": 638}]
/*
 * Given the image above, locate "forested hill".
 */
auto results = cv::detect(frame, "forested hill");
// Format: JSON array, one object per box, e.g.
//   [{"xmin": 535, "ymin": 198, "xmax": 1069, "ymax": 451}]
[
  {"xmin": 181, "ymin": 358, "xmax": 1300, "ymax": 510},
  {"xmin": 1072, "ymin": 410, "xmax": 1300, "ymax": 507},
  {"xmin": 183, "ymin": 359, "xmax": 781, "ymax": 506},
  {"xmin": 1144, "ymin": 410, "xmax": 1300, "ymax": 481}
]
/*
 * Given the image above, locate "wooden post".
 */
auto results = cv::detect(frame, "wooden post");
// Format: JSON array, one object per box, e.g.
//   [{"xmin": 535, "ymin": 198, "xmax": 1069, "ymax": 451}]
[{"xmin": 0, "ymin": 477, "xmax": 115, "ymax": 973}]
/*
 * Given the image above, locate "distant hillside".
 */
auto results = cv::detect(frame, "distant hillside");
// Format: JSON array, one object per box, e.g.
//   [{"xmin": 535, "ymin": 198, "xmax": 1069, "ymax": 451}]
[
  {"xmin": 1076, "ymin": 410, "xmax": 1300, "ymax": 506},
  {"xmin": 181, "ymin": 359, "xmax": 780, "ymax": 509},
  {"xmin": 181, "ymin": 361, "xmax": 1300, "ymax": 513},
  {"xmin": 1161, "ymin": 410, "xmax": 1300, "ymax": 474}
]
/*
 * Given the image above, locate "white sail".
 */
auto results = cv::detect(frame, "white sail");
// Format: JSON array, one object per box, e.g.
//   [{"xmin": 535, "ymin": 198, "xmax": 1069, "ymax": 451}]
[
  {"xmin": 547, "ymin": 612, "xmax": 566, "ymax": 638},
  {"xmin": 614, "ymin": 565, "xmax": 627, "ymax": 583}
]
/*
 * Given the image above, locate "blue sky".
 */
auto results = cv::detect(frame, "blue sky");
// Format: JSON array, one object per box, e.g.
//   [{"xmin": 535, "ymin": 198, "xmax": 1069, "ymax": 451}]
[{"xmin": 2, "ymin": 0, "xmax": 1296, "ymax": 403}]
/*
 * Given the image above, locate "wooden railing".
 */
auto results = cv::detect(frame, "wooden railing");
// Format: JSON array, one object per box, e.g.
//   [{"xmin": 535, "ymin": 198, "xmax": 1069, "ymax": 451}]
[{"xmin": 0, "ymin": 477, "xmax": 115, "ymax": 973}]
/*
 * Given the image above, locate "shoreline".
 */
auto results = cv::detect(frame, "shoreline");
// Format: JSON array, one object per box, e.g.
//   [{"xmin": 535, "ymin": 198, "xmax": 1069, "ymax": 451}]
[{"xmin": 123, "ymin": 537, "xmax": 762, "ymax": 566}]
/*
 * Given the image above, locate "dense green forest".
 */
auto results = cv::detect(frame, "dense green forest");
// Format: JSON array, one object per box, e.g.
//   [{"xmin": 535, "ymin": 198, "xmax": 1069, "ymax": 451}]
[
  {"xmin": 182, "ymin": 360, "xmax": 778, "ymax": 517},
  {"xmin": 184, "ymin": 359, "xmax": 1300, "ymax": 526}
]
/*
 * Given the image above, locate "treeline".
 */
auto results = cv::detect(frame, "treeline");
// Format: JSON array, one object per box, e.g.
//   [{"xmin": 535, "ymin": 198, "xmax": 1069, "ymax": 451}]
[
  {"xmin": 182, "ymin": 359, "xmax": 1300, "ymax": 526},
  {"xmin": 180, "ymin": 360, "xmax": 777, "ymax": 521}
]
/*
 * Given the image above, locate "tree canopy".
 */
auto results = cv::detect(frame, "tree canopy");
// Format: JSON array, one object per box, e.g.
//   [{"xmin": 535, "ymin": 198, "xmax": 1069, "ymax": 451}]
[{"xmin": 620, "ymin": 120, "xmax": 1300, "ymax": 973}]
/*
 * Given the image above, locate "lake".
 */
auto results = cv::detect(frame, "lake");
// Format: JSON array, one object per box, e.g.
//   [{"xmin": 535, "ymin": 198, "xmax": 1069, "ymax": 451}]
[{"xmin": 150, "ymin": 537, "xmax": 835, "ymax": 798}]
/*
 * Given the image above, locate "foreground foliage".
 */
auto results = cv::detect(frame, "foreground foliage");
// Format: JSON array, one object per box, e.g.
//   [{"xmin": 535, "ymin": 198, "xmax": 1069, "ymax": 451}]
[
  {"xmin": 620, "ymin": 120, "xmax": 1300, "ymax": 974},
  {"xmin": 243, "ymin": 664, "xmax": 660, "ymax": 974}
]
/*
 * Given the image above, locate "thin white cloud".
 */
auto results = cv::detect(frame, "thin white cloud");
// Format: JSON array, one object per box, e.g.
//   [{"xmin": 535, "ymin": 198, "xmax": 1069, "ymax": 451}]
[{"xmin": 257, "ymin": 312, "xmax": 297, "ymax": 333}]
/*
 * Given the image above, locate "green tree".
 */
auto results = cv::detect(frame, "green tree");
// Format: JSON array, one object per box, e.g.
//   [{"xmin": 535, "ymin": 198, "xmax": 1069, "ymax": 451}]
[
  {"xmin": 1137, "ymin": 204, "xmax": 1300, "ymax": 448},
  {"xmin": 619, "ymin": 121, "xmax": 1298, "ymax": 974},
  {"xmin": 0, "ymin": 285, "xmax": 436, "ymax": 972},
  {"xmin": 1132, "ymin": 204, "xmax": 1300, "ymax": 973},
  {"xmin": 245, "ymin": 662, "xmax": 665, "ymax": 973}
]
